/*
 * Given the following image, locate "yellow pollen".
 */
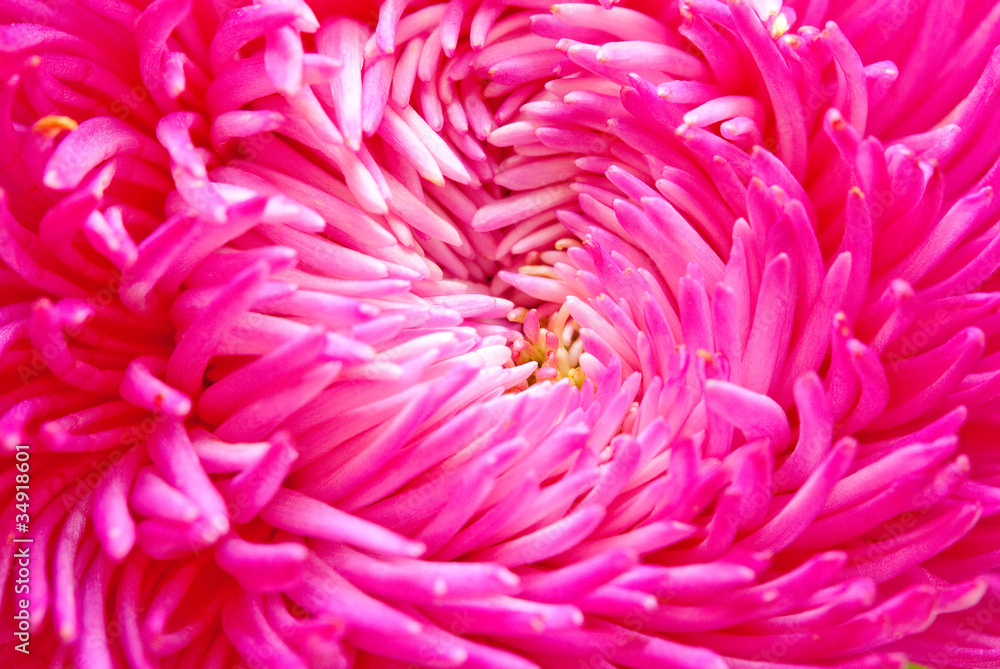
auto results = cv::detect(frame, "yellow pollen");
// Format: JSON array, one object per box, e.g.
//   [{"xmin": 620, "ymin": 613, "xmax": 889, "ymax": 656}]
[
  {"xmin": 770, "ymin": 13, "xmax": 790, "ymax": 39},
  {"xmin": 518, "ymin": 265, "xmax": 560, "ymax": 279},
  {"xmin": 510, "ymin": 307, "xmax": 585, "ymax": 391},
  {"xmin": 32, "ymin": 115, "xmax": 78, "ymax": 138},
  {"xmin": 696, "ymin": 348, "xmax": 715, "ymax": 363},
  {"xmin": 507, "ymin": 307, "xmax": 528, "ymax": 323},
  {"xmin": 555, "ymin": 238, "xmax": 583, "ymax": 250}
]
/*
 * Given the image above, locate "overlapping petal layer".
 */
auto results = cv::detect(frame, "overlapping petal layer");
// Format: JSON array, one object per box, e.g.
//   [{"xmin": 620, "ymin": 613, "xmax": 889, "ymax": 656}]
[{"xmin": 2, "ymin": 1, "xmax": 1000, "ymax": 668}]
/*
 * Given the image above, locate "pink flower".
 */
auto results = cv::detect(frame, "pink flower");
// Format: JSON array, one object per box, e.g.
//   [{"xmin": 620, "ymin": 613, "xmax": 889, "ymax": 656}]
[{"xmin": 2, "ymin": 1, "xmax": 1000, "ymax": 668}]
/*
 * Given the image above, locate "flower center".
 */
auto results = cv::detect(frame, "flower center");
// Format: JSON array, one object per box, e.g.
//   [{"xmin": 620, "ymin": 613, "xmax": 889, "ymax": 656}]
[{"xmin": 508, "ymin": 303, "xmax": 586, "ymax": 389}]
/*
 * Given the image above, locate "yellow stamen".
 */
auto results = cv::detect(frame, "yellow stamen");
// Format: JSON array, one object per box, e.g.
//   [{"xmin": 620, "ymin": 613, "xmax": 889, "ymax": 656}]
[
  {"xmin": 32, "ymin": 115, "xmax": 78, "ymax": 139},
  {"xmin": 555, "ymin": 238, "xmax": 583, "ymax": 250},
  {"xmin": 507, "ymin": 307, "xmax": 528, "ymax": 323},
  {"xmin": 770, "ymin": 13, "xmax": 790, "ymax": 39},
  {"xmin": 518, "ymin": 265, "xmax": 560, "ymax": 279}
]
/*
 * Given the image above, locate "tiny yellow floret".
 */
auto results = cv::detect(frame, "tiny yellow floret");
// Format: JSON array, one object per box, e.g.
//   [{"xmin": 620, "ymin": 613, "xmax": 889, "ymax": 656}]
[{"xmin": 32, "ymin": 115, "xmax": 78, "ymax": 138}]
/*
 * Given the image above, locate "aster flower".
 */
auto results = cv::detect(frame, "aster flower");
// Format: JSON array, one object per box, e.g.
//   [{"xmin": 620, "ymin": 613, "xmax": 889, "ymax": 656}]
[{"xmin": 2, "ymin": 0, "xmax": 1000, "ymax": 668}]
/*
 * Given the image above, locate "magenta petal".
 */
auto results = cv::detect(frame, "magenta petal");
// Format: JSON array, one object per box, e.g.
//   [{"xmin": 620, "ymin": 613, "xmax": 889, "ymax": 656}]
[
  {"xmin": 5, "ymin": 1, "xmax": 1000, "ymax": 667},
  {"xmin": 44, "ymin": 116, "xmax": 167, "ymax": 190}
]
